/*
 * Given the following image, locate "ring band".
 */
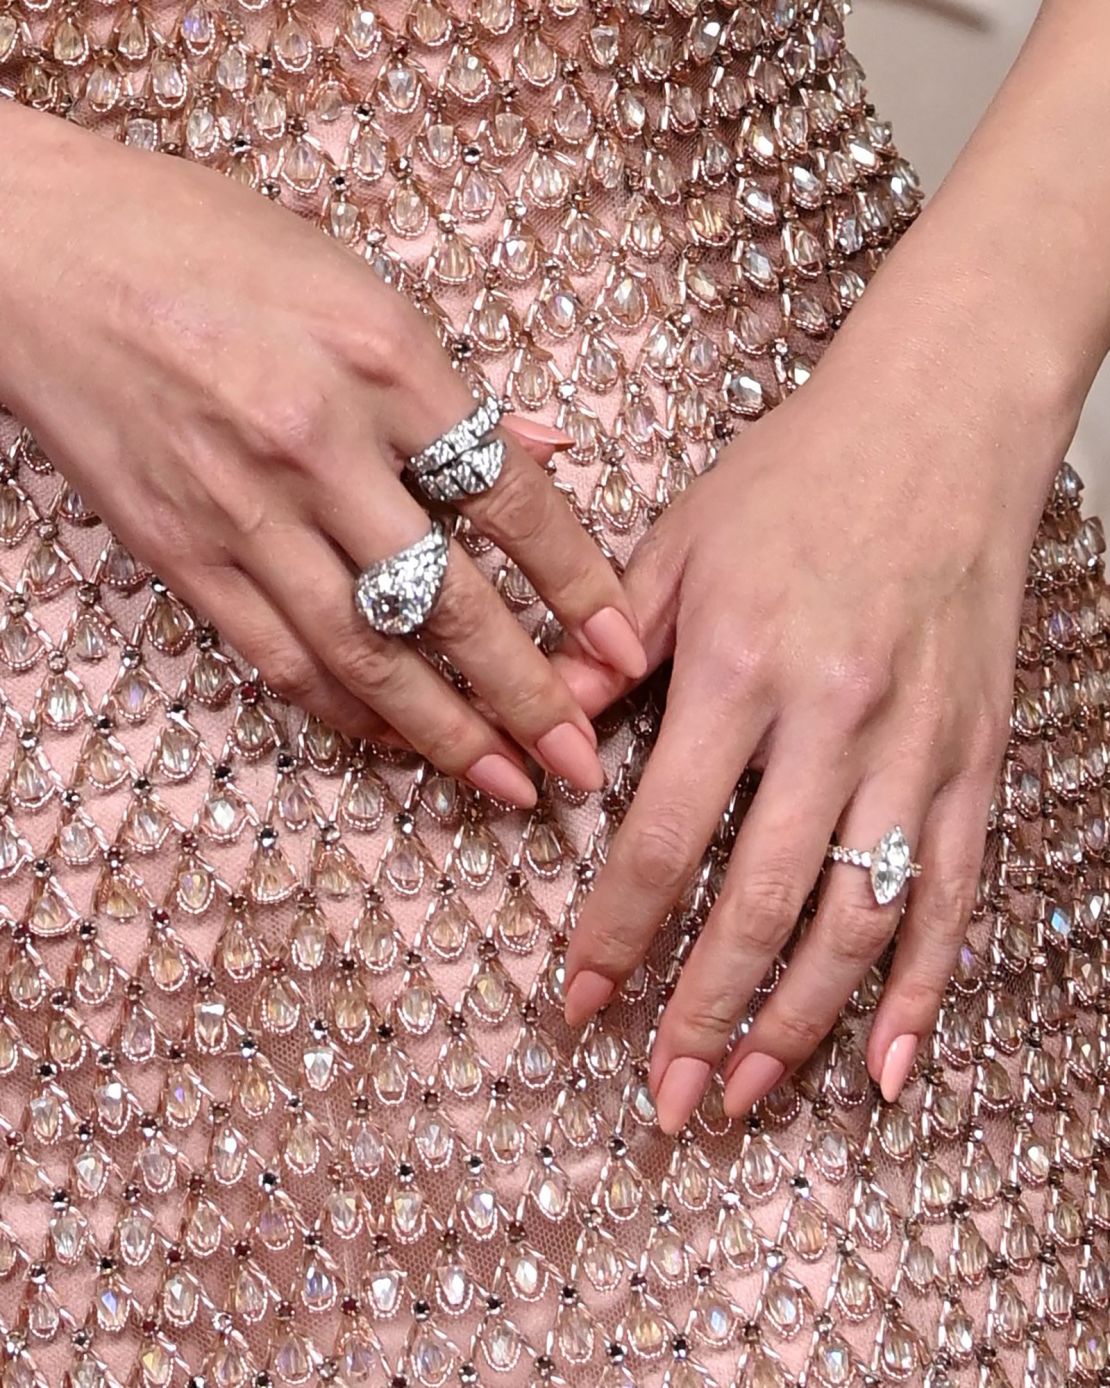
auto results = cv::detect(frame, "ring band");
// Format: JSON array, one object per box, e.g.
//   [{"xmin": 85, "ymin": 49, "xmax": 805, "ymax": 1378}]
[
  {"xmin": 413, "ymin": 437, "xmax": 507, "ymax": 504},
  {"xmin": 354, "ymin": 518, "xmax": 450, "ymax": 637},
  {"xmin": 406, "ymin": 392, "xmax": 505, "ymax": 503},
  {"xmin": 826, "ymin": 824, "xmax": 922, "ymax": 906}
]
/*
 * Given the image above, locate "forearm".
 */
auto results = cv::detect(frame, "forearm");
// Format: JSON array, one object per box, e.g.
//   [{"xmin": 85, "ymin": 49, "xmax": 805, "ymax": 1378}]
[{"xmin": 827, "ymin": 0, "xmax": 1110, "ymax": 521}]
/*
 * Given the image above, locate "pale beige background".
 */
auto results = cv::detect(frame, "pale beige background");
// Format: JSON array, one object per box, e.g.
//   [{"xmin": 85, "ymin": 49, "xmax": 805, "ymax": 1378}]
[{"xmin": 849, "ymin": 0, "xmax": 1110, "ymax": 519}]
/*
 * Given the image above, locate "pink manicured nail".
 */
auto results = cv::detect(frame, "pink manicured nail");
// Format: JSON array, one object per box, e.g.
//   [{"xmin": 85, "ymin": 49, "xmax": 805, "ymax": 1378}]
[
  {"xmin": 501, "ymin": 415, "xmax": 575, "ymax": 450},
  {"xmin": 466, "ymin": 754, "xmax": 538, "ymax": 808},
  {"xmin": 576, "ymin": 714, "xmax": 598, "ymax": 750},
  {"xmin": 723, "ymin": 1052, "xmax": 785, "ymax": 1118},
  {"xmin": 879, "ymin": 1033, "xmax": 918, "ymax": 1103},
  {"xmin": 563, "ymin": 969, "xmax": 615, "ymax": 1026},
  {"xmin": 535, "ymin": 722, "xmax": 605, "ymax": 791},
  {"xmin": 655, "ymin": 1056, "xmax": 712, "ymax": 1134},
  {"xmin": 581, "ymin": 607, "xmax": 649, "ymax": 680}
]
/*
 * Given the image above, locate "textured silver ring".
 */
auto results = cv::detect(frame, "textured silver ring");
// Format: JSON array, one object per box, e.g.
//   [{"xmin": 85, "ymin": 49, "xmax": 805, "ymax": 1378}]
[
  {"xmin": 412, "ymin": 437, "xmax": 507, "ymax": 504},
  {"xmin": 826, "ymin": 824, "xmax": 922, "ymax": 906},
  {"xmin": 408, "ymin": 392, "xmax": 502, "ymax": 476},
  {"xmin": 354, "ymin": 518, "xmax": 450, "ymax": 637},
  {"xmin": 406, "ymin": 392, "xmax": 505, "ymax": 504}
]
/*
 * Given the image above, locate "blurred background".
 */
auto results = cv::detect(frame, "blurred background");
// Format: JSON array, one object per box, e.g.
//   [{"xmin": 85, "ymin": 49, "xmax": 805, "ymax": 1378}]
[{"xmin": 849, "ymin": 0, "xmax": 1110, "ymax": 520}]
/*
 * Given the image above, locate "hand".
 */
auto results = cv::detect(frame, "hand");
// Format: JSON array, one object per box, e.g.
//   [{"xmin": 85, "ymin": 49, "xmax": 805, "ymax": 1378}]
[
  {"xmin": 553, "ymin": 338, "xmax": 1048, "ymax": 1133},
  {"xmin": 0, "ymin": 104, "xmax": 646, "ymax": 807}
]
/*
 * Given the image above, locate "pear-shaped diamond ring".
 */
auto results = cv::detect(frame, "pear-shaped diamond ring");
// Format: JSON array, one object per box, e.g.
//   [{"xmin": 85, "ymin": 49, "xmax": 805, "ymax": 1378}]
[
  {"xmin": 354, "ymin": 519, "xmax": 450, "ymax": 637},
  {"xmin": 826, "ymin": 825, "xmax": 922, "ymax": 907}
]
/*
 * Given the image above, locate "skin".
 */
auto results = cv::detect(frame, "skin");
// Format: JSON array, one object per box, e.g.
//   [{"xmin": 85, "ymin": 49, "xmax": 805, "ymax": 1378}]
[
  {"xmin": 0, "ymin": 1, "xmax": 1107, "ymax": 1132},
  {"xmin": 0, "ymin": 99, "xmax": 648, "ymax": 811},
  {"xmin": 558, "ymin": 0, "xmax": 1110, "ymax": 1131}
]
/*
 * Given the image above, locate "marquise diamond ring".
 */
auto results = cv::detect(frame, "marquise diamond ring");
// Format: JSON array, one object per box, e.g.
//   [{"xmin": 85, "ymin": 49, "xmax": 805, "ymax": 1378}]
[{"xmin": 826, "ymin": 824, "xmax": 922, "ymax": 906}]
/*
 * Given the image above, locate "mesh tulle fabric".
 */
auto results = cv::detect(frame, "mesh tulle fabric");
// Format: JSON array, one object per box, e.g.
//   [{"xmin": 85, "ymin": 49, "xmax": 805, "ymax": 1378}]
[{"xmin": 0, "ymin": 0, "xmax": 1108, "ymax": 1384}]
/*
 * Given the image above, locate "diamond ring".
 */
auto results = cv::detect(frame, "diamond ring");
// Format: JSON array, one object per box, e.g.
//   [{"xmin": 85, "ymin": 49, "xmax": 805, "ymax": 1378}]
[
  {"xmin": 826, "ymin": 825, "xmax": 922, "ymax": 906},
  {"xmin": 354, "ymin": 519, "xmax": 450, "ymax": 637},
  {"xmin": 405, "ymin": 392, "xmax": 506, "ymax": 504}
]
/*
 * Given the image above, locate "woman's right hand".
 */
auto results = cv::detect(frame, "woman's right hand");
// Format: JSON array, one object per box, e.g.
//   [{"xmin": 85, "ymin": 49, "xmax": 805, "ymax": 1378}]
[{"xmin": 0, "ymin": 102, "xmax": 647, "ymax": 807}]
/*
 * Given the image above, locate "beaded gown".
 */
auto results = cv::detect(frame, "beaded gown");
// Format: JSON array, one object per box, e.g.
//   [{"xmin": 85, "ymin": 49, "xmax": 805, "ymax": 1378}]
[{"xmin": 1, "ymin": 0, "xmax": 1110, "ymax": 1384}]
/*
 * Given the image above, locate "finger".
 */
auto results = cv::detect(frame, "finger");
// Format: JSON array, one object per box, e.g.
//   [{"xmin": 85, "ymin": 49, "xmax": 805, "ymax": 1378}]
[
  {"xmin": 467, "ymin": 418, "xmax": 648, "ymax": 680},
  {"xmin": 720, "ymin": 769, "xmax": 931, "ymax": 1121},
  {"xmin": 322, "ymin": 479, "xmax": 607, "ymax": 794},
  {"xmin": 237, "ymin": 520, "xmax": 540, "ymax": 808},
  {"xmin": 162, "ymin": 556, "xmax": 393, "ymax": 743},
  {"xmin": 549, "ymin": 516, "xmax": 686, "ymax": 718},
  {"xmin": 421, "ymin": 540, "xmax": 607, "ymax": 790},
  {"xmin": 865, "ymin": 770, "xmax": 993, "ymax": 1102},
  {"xmin": 646, "ymin": 729, "xmax": 851, "ymax": 1134},
  {"xmin": 387, "ymin": 376, "xmax": 647, "ymax": 680},
  {"xmin": 561, "ymin": 644, "xmax": 772, "ymax": 1032}
]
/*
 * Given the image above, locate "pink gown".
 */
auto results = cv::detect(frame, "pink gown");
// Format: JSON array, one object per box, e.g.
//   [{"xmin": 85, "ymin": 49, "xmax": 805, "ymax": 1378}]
[{"xmin": 0, "ymin": 0, "xmax": 1107, "ymax": 1383}]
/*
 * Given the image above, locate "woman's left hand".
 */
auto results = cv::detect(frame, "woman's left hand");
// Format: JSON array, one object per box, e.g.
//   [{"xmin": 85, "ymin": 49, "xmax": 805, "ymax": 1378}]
[{"xmin": 553, "ymin": 335, "xmax": 1053, "ymax": 1135}]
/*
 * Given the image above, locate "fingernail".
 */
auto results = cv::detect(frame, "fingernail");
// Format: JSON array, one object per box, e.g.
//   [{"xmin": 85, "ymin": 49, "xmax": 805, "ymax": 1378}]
[
  {"xmin": 581, "ymin": 607, "xmax": 648, "ymax": 680},
  {"xmin": 535, "ymin": 722, "xmax": 605, "ymax": 791},
  {"xmin": 502, "ymin": 415, "xmax": 575, "ymax": 450},
  {"xmin": 563, "ymin": 968, "xmax": 615, "ymax": 1026},
  {"xmin": 879, "ymin": 1033, "xmax": 918, "ymax": 1103},
  {"xmin": 723, "ymin": 1052, "xmax": 785, "ymax": 1118},
  {"xmin": 575, "ymin": 714, "xmax": 598, "ymax": 749},
  {"xmin": 655, "ymin": 1056, "xmax": 712, "ymax": 1134},
  {"xmin": 466, "ymin": 754, "xmax": 538, "ymax": 808}
]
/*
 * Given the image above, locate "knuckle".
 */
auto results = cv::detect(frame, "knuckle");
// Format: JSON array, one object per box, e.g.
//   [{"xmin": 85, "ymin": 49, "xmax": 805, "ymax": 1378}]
[
  {"xmin": 620, "ymin": 817, "xmax": 699, "ymax": 898},
  {"xmin": 241, "ymin": 384, "xmax": 327, "ymax": 461},
  {"xmin": 422, "ymin": 712, "xmax": 479, "ymax": 771},
  {"xmin": 511, "ymin": 678, "xmax": 567, "ymax": 732},
  {"xmin": 772, "ymin": 1003, "xmax": 828, "ymax": 1054},
  {"xmin": 731, "ymin": 859, "xmax": 806, "ymax": 952},
  {"xmin": 827, "ymin": 904, "xmax": 892, "ymax": 967},
  {"xmin": 474, "ymin": 463, "xmax": 546, "ymax": 545},
  {"xmin": 929, "ymin": 870, "xmax": 978, "ymax": 935},
  {"xmin": 358, "ymin": 294, "xmax": 438, "ymax": 388},
  {"xmin": 817, "ymin": 652, "xmax": 890, "ymax": 727},
  {"xmin": 706, "ymin": 630, "xmax": 769, "ymax": 694},
  {"xmin": 261, "ymin": 652, "xmax": 324, "ymax": 707},
  {"xmin": 890, "ymin": 977, "xmax": 944, "ymax": 1024},
  {"xmin": 331, "ymin": 630, "xmax": 399, "ymax": 700},
  {"xmin": 678, "ymin": 987, "xmax": 741, "ymax": 1048},
  {"xmin": 574, "ymin": 917, "xmax": 640, "ymax": 976},
  {"xmin": 967, "ymin": 710, "xmax": 1009, "ymax": 776},
  {"xmin": 424, "ymin": 570, "xmax": 486, "ymax": 645}
]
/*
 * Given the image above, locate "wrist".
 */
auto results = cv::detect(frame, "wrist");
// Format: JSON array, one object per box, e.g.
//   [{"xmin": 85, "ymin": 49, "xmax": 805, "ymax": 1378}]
[
  {"xmin": 821, "ymin": 241, "xmax": 1080, "ymax": 543},
  {"xmin": 0, "ymin": 106, "xmax": 92, "ymax": 407}
]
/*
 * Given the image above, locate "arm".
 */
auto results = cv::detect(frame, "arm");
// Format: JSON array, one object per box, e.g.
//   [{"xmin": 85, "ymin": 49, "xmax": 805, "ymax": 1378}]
[
  {"xmin": 556, "ymin": 0, "xmax": 1110, "ymax": 1131},
  {"xmin": 0, "ymin": 98, "xmax": 647, "ymax": 801},
  {"xmin": 832, "ymin": 0, "xmax": 1110, "ymax": 536}
]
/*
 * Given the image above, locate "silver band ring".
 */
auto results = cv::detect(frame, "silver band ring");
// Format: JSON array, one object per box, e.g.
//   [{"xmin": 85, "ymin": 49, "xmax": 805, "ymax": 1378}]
[
  {"xmin": 826, "ymin": 824, "xmax": 922, "ymax": 906},
  {"xmin": 406, "ymin": 392, "xmax": 506, "ymax": 504},
  {"xmin": 354, "ymin": 518, "xmax": 450, "ymax": 637},
  {"xmin": 413, "ymin": 437, "xmax": 507, "ymax": 504}
]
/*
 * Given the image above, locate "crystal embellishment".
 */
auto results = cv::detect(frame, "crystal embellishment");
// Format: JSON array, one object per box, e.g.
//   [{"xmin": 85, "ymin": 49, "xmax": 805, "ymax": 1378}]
[
  {"xmin": 826, "ymin": 824, "xmax": 920, "ymax": 906},
  {"xmin": 869, "ymin": 824, "xmax": 914, "ymax": 905},
  {"xmin": 354, "ymin": 519, "xmax": 450, "ymax": 635},
  {"xmin": 0, "ymin": 2, "xmax": 1102, "ymax": 1383}
]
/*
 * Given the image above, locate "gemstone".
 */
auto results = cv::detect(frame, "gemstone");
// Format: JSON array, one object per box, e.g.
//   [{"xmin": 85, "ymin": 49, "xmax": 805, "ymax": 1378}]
[
  {"xmin": 869, "ymin": 825, "xmax": 913, "ymax": 905},
  {"xmin": 354, "ymin": 521, "xmax": 449, "ymax": 635}
]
